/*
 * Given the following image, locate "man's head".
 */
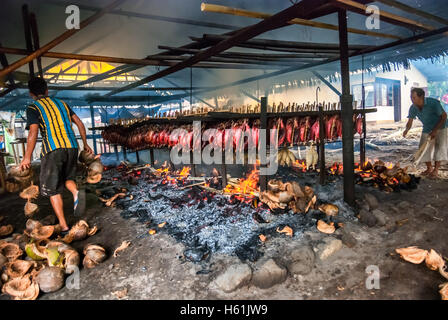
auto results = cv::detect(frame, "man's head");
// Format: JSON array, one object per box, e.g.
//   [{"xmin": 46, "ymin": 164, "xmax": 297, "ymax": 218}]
[
  {"xmin": 411, "ymin": 87, "xmax": 425, "ymax": 108},
  {"xmin": 28, "ymin": 77, "xmax": 48, "ymax": 100}
]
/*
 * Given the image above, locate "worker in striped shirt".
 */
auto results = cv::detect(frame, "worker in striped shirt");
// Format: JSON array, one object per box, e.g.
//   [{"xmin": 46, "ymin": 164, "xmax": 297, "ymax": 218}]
[{"xmin": 20, "ymin": 77, "xmax": 94, "ymax": 234}]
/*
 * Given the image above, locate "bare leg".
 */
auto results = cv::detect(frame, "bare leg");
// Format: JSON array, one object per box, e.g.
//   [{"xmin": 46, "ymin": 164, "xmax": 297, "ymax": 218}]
[
  {"xmin": 429, "ymin": 161, "xmax": 441, "ymax": 178},
  {"xmin": 65, "ymin": 180, "xmax": 78, "ymax": 197},
  {"xmin": 421, "ymin": 162, "xmax": 433, "ymax": 175},
  {"xmin": 49, "ymin": 194, "xmax": 69, "ymax": 231}
]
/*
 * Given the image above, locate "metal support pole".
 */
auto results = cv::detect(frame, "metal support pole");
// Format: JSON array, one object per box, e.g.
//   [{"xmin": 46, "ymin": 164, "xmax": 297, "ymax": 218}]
[
  {"xmin": 318, "ymin": 104, "xmax": 326, "ymax": 185},
  {"xmin": 29, "ymin": 13, "xmax": 43, "ymax": 78},
  {"xmin": 189, "ymin": 150, "xmax": 197, "ymax": 177},
  {"xmin": 114, "ymin": 144, "xmax": 119, "ymax": 161},
  {"xmin": 338, "ymin": 9, "xmax": 355, "ymax": 206},
  {"xmin": 21, "ymin": 5, "xmax": 34, "ymax": 77},
  {"xmin": 221, "ymin": 149, "xmax": 227, "ymax": 188},
  {"xmin": 89, "ymin": 104, "xmax": 97, "ymax": 154},
  {"xmin": 259, "ymin": 96, "xmax": 268, "ymax": 192},
  {"xmin": 360, "ymin": 55, "xmax": 367, "ymax": 165},
  {"xmin": 135, "ymin": 150, "xmax": 140, "ymax": 163},
  {"xmin": 123, "ymin": 147, "xmax": 128, "ymax": 161},
  {"xmin": 149, "ymin": 148, "xmax": 154, "ymax": 165}
]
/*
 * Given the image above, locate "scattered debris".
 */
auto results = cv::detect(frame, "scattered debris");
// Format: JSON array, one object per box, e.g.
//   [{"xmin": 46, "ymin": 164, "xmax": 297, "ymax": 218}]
[
  {"xmin": 276, "ymin": 226, "xmax": 293, "ymax": 237},
  {"xmin": 317, "ymin": 220, "xmax": 335, "ymax": 234},
  {"xmin": 112, "ymin": 287, "xmax": 128, "ymax": 299},
  {"xmin": 113, "ymin": 241, "xmax": 131, "ymax": 258}
]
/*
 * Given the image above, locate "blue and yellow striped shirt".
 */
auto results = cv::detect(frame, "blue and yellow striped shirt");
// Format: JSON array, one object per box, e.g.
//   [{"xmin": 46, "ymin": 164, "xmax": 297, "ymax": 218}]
[{"xmin": 25, "ymin": 96, "xmax": 78, "ymax": 157}]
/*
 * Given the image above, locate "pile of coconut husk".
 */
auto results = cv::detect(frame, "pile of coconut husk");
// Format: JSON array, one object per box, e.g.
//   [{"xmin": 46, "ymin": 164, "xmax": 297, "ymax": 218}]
[
  {"xmin": 79, "ymin": 151, "xmax": 103, "ymax": 184},
  {"xmin": 0, "ymin": 218, "xmax": 105, "ymax": 300},
  {"xmin": 259, "ymin": 179, "xmax": 317, "ymax": 213},
  {"xmin": 5, "ymin": 166, "xmax": 34, "ymax": 194},
  {"xmin": 19, "ymin": 184, "xmax": 40, "ymax": 217},
  {"xmin": 395, "ymin": 246, "xmax": 448, "ymax": 300}
]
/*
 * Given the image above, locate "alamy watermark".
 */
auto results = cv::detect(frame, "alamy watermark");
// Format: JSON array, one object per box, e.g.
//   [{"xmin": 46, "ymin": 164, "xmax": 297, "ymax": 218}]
[
  {"xmin": 365, "ymin": 5, "xmax": 380, "ymax": 30},
  {"xmin": 365, "ymin": 265, "xmax": 380, "ymax": 289},
  {"xmin": 65, "ymin": 5, "xmax": 80, "ymax": 30}
]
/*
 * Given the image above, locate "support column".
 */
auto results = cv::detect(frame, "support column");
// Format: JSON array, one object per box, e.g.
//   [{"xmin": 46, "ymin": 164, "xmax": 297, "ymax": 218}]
[
  {"xmin": 259, "ymin": 96, "xmax": 268, "ymax": 192},
  {"xmin": 318, "ymin": 104, "xmax": 326, "ymax": 185},
  {"xmin": 89, "ymin": 104, "xmax": 97, "ymax": 154},
  {"xmin": 338, "ymin": 9, "xmax": 355, "ymax": 206}
]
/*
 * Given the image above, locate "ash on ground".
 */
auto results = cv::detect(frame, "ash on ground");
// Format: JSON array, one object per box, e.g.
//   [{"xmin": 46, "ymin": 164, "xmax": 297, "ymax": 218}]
[{"xmin": 98, "ymin": 166, "xmax": 357, "ymax": 264}]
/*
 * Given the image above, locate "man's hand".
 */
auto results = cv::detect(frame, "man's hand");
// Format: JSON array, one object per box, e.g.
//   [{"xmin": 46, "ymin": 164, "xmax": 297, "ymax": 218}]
[
  {"xmin": 402, "ymin": 129, "xmax": 409, "ymax": 138},
  {"xmin": 83, "ymin": 145, "xmax": 94, "ymax": 154},
  {"xmin": 20, "ymin": 156, "xmax": 31, "ymax": 171},
  {"xmin": 429, "ymin": 129, "xmax": 438, "ymax": 140}
]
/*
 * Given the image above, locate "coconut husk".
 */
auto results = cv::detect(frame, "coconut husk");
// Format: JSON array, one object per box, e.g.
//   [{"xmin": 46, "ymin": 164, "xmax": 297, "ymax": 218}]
[
  {"xmin": 19, "ymin": 184, "xmax": 39, "ymax": 200},
  {"xmin": 112, "ymin": 288, "xmax": 128, "ymax": 299},
  {"xmin": 25, "ymin": 219, "xmax": 42, "ymax": 234},
  {"xmin": 317, "ymin": 220, "xmax": 336, "ymax": 234},
  {"xmin": 88, "ymin": 160, "xmax": 104, "ymax": 175},
  {"xmin": 395, "ymin": 246, "xmax": 428, "ymax": 264},
  {"xmin": 276, "ymin": 226, "xmax": 293, "ymax": 237},
  {"xmin": 8, "ymin": 166, "xmax": 31, "ymax": 178},
  {"xmin": 113, "ymin": 241, "xmax": 131, "ymax": 258},
  {"xmin": 267, "ymin": 179, "xmax": 284, "ymax": 192},
  {"xmin": 2, "ymin": 275, "xmax": 39, "ymax": 300},
  {"xmin": 0, "ymin": 253, "xmax": 7, "ymax": 268},
  {"xmin": 5, "ymin": 260, "xmax": 35, "ymax": 278},
  {"xmin": 303, "ymin": 185, "xmax": 314, "ymax": 200},
  {"xmin": 318, "ymin": 203, "xmax": 339, "ymax": 216},
  {"xmin": 0, "ymin": 224, "xmax": 13, "ymax": 237},
  {"xmin": 63, "ymin": 249, "xmax": 80, "ymax": 274},
  {"xmin": 25, "ymin": 241, "xmax": 47, "ymax": 261},
  {"xmin": 24, "ymin": 200, "xmax": 39, "ymax": 217},
  {"xmin": 83, "ymin": 244, "xmax": 107, "ymax": 268},
  {"xmin": 5, "ymin": 181, "xmax": 20, "ymax": 193},
  {"xmin": 78, "ymin": 150, "xmax": 99, "ymax": 165},
  {"xmin": 30, "ymin": 225, "xmax": 55, "ymax": 240},
  {"xmin": 440, "ymin": 282, "xmax": 448, "ymax": 300},
  {"xmin": 425, "ymin": 249, "xmax": 445, "ymax": 271},
  {"xmin": 87, "ymin": 173, "xmax": 102, "ymax": 184},
  {"xmin": 35, "ymin": 266, "xmax": 65, "ymax": 293},
  {"xmin": 305, "ymin": 195, "xmax": 317, "ymax": 213},
  {"xmin": 0, "ymin": 242, "xmax": 23, "ymax": 261},
  {"xmin": 62, "ymin": 220, "xmax": 90, "ymax": 243},
  {"xmin": 440, "ymin": 264, "xmax": 448, "ymax": 280},
  {"xmin": 287, "ymin": 181, "xmax": 305, "ymax": 199}
]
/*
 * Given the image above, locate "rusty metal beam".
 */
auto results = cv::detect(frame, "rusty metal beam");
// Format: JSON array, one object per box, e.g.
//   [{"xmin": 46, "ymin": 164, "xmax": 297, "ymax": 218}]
[
  {"xmin": 104, "ymin": 0, "xmax": 332, "ymax": 97},
  {"xmin": 29, "ymin": 13, "xmax": 43, "ymax": 78},
  {"xmin": 0, "ymin": 0, "xmax": 128, "ymax": 78}
]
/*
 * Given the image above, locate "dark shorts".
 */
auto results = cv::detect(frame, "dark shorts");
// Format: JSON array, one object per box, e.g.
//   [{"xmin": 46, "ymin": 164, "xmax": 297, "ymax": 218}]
[{"xmin": 40, "ymin": 148, "xmax": 78, "ymax": 197}]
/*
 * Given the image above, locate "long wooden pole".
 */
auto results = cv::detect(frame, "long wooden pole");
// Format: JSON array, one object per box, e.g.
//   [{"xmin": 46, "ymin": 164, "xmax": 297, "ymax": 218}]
[
  {"xmin": 332, "ymin": 0, "xmax": 435, "ymax": 31},
  {"xmin": 21, "ymin": 5, "xmax": 34, "ymax": 77},
  {"xmin": 200, "ymin": 3, "xmax": 401, "ymax": 40},
  {"xmin": 29, "ymin": 13, "xmax": 43, "ymax": 78},
  {"xmin": 0, "ymin": 0, "xmax": 127, "ymax": 78},
  {"xmin": 376, "ymin": 0, "xmax": 448, "ymax": 26}
]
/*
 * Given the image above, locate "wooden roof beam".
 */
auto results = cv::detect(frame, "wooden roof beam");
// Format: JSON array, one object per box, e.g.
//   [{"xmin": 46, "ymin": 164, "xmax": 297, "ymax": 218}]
[
  {"xmin": 331, "ymin": 0, "xmax": 435, "ymax": 32},
  {"xmin": 375, "ymin": 0, "xmax": 448, "ymax": 26},
  {"xmin": 201, "ymin": 3, "xmax": 401, "ymax": 39},
  {"xmin": 0, "ymin": 0, "xmax": 128, "ymax": 78},
  {"xmin": 103, "ymin": 0, "xmax": 333, "ymax": 97}
]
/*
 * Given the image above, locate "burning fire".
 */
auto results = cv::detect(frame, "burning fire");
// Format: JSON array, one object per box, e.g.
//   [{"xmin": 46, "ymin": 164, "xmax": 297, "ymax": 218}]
[{"xmin": 223, "ymin": 169, "xmax": 259, "ymax": 201}]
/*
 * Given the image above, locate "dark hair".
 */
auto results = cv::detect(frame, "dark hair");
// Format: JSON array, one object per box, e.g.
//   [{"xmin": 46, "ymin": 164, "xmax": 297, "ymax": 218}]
[
  {"xmin": 411, "ymin": 87, "xmax": 425, "ymax": 98},
  {"xmin": 28, "ymin": 77, "xmax": 47, "ymax": 96}
]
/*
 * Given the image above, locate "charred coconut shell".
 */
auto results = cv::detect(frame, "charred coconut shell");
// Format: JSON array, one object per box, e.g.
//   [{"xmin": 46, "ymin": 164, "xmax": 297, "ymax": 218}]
[
  {"xmin": 395, "ymin": 246, "xmax": 428, "ymax": 264},
  {"xmin": 30, "ymin": 225, "xmax": 55, "ymax": 240},
  {"xmin": 35, "ymin": 266, "xmax": 65, "ymax": 293},
  {"xmin": 318, "ymin": 204, "xmax": 339, "ymax": 217},
  {"xmin": 78, "ymin": 150, "xmax": 97, "ymax": 165},
  {"xmin": 87, "ymin": 173, "xmax": 102, "ymax": 184}
]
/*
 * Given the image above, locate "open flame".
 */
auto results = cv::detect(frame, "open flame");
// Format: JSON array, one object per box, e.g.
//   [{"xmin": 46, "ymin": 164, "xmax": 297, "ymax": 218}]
[{"xmin": 223, "ymin": 169, "xmax": 259, "ymax": 202}]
